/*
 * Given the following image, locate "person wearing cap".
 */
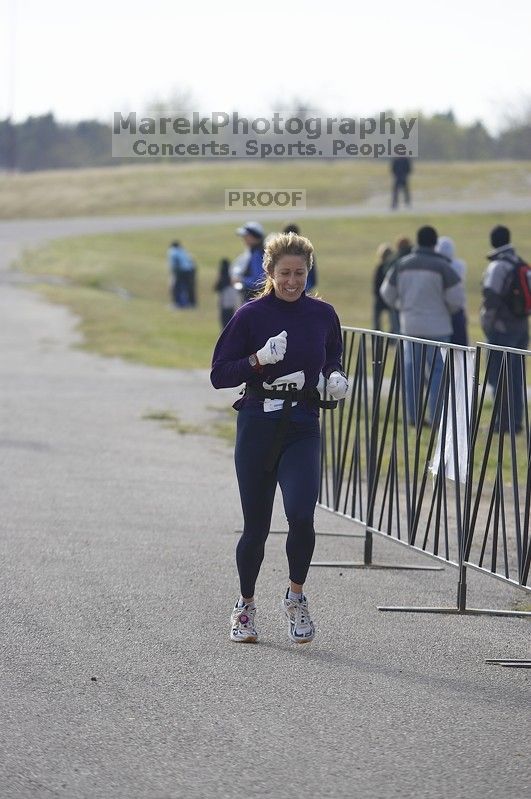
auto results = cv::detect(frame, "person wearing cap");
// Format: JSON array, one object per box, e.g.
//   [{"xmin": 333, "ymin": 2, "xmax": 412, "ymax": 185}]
[
  {"xmin": 236, "ymin": 221, "xmax": 265, "ymax": 302},
  {"xmin": 481, "ymin": 225, "xmax": 529, "ymax": 432},
  {"xmin": 211, "ymin": 231, "xmax": 348, "ymax": 645}
]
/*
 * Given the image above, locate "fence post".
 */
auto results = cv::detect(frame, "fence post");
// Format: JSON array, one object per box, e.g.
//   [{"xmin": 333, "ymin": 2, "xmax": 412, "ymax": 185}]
[
  {"xmin": 456, "ymin": 566, "xmax": 468, "ymax": 612},
  {"xmin": 364, "ymin": 333, "xmax": 384, "ymax": 566},
  {"xmin": 459, "ymin": 345, "xmax": 483, "ymax": 612}
]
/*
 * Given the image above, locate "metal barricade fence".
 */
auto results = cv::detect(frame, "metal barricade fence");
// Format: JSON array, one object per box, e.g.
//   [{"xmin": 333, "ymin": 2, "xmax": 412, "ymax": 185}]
[
  {"xmin": 464, "ymin": 342, "xmax": 530, "ymax": 589},
  {"xmin": 315, "ymin": 327, "xmax": 530, "ymax": 617}
]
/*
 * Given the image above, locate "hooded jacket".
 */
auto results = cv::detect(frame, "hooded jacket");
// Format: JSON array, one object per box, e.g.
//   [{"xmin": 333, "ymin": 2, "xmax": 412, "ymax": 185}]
[{"xmin": 435, "ymin": 237, "xmax": 466, "ymax": 283}]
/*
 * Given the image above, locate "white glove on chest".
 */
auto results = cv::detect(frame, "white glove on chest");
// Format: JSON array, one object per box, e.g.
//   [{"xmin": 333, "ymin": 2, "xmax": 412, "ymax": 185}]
[
  {"xmin": 256, "ymin": 330, "xmax": 287, "ymax": 365},
  {"xmin": 327, "ymin": 371, "xmax": 348, "ymax": 400}
]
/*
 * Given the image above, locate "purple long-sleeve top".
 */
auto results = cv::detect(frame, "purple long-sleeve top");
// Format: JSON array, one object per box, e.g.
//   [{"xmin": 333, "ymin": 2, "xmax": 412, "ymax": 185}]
[{"xmin": 211, "ymin": 291, "xmax": 343, "ymax": 417}]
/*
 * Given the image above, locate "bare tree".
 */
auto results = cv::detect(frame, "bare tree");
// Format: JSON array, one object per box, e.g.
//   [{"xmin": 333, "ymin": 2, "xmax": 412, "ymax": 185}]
[{"xmin": 143, "ymin": 87, "xmax": 197, "ymax": 119}]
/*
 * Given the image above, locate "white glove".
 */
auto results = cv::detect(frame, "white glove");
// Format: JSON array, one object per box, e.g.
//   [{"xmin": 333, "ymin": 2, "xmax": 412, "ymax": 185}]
[
  {"xmin": 256, "ymin": 330, "xmax": 287, "ymax": 365},
  {"xmin": 327, "ymin": 371, "xmax": 348, "ymax": 400}
]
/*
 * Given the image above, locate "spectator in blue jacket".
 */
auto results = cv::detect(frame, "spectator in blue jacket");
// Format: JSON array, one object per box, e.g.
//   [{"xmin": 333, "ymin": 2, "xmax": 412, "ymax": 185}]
[
  {"xmin": 168, "ymin": 240, "xmax": 197, "ymax": 307},
  {"xmin": 236, "ymin": 222, "xmax": 265, "ymax": 302}
]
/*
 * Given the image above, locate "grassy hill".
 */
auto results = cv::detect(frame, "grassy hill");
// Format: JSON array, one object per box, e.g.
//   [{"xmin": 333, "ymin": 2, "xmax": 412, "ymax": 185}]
[{"xmin": 2, "ymin": 160, "xmax": 531, "ymax": 219}]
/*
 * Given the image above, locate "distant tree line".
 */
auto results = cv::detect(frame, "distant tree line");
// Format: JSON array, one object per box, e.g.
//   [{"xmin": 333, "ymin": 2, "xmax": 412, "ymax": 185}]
[
  {"xmin": 417, "ymin": 110, "xmax": 531, "ymax": 160},
  {"xmin": 0, "ymin": 109, "xmax": 530, "ymax": 172},
  {"xmin": 0, "ymin": 114, "xmax": 112, "ymax": 171}
]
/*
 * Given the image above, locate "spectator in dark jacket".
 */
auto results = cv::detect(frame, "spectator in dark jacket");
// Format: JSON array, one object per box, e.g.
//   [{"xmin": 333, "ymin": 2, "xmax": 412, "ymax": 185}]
[
  {"xmin": 213, "ymin": 258, "xmax": 240, "ymax": 329},
  {"xmin": 382, "ymin": 236, "xmax": 413, "ymax": 333},
  {"xmin": 481, "ymin": 225, "xmax": 529, "ymax": 432},
  {"xmin": 373, "ymin": 243, "xmax": 394, "ymax": 331}
]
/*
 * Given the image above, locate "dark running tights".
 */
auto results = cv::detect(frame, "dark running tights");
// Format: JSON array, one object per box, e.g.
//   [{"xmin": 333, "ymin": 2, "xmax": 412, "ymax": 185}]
[{"xmin": 234, "ymin": 411, "xmax": 321, "ymax": 598}]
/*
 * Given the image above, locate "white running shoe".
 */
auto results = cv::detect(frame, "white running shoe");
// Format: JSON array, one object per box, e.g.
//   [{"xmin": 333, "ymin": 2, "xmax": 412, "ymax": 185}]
[
  {"xmin": 230, "ymin": 602, "xmax": 258, "ymax": 643},
  {"xmin": 281, "ymin": 593, "xmax": 315, "ymax": 643}
]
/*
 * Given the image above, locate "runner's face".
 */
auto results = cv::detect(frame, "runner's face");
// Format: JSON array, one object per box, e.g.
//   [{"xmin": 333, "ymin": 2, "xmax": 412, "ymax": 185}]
[{"xmin": 272, "ymin": 255, "xmax": 308, "ymax": 302}]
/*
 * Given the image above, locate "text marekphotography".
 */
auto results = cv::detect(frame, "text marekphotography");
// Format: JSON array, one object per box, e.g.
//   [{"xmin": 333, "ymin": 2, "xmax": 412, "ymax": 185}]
[{"xmin": 112, "ymin": 111, "xmax": 419, "ymax": 159}]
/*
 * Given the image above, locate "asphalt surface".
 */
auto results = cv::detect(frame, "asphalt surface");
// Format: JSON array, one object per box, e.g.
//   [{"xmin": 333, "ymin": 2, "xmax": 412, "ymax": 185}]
[{"xmin": 0, "ymin": 212, "xmax": 530, "ymax": 799}]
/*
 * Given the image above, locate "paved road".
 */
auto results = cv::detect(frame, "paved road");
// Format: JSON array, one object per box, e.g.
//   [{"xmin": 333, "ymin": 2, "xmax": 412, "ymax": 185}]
[
  {"xmin": 0, "ymin": 212, "xmax": 530, "ymax": 799},
  {"xmin": 3, "ymin": 192, "xmax": 531, "ymax": 245}
]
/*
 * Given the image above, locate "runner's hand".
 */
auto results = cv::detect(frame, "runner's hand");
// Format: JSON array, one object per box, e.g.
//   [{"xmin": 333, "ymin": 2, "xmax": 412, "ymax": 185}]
[
  {"xmin": 256, "ymin": 331, "xmax": 287, "ymax": 365},
  {"xmin": 327, "ymin": 371, "xmax": 348, "ymax": 400}
]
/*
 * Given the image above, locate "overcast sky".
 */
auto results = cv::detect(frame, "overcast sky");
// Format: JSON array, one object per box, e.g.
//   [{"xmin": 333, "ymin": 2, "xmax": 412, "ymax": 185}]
[{"xmin": 1, "ymin": 0, "xmax": 530, "ymax": 132}]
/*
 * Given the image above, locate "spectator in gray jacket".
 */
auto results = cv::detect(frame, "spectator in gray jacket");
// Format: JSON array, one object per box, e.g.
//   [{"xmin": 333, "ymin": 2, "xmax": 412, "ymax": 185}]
[{"xmin": 380, "ymin": 225, "xmax": 465, "ymax": 426}]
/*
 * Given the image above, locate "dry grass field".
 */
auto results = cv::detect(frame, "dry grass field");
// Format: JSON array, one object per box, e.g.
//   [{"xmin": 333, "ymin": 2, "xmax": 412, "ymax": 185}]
[{"xmin": 2, "ymin": 160, "xmax": 531, "ymax": 218}]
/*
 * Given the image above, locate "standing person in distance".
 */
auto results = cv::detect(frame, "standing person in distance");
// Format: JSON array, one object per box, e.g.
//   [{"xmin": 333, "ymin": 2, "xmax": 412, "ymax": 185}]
[
  {"xmin": 211, "ymin": 232, "xmax": 348, "ymax": 644},
  {"xmin": 167, "ymin": 241, "xmax": 182, "ymax": 307},
  {"xmin": 390, "ymin": 156, "xmax": 412, "ymax": 210},
  {"xmin": 167, "ymin": 240, "xmax": 197, "ymax": 308},
  {"xmin": 480, "ymin": 225, "xmax": 530, "ymax": 433}
]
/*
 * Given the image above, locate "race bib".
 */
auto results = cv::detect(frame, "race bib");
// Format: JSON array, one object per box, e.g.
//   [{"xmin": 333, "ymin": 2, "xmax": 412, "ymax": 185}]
[{"xmin": 263, "ymin": 371, "xmax": 305, "ymax": 413}]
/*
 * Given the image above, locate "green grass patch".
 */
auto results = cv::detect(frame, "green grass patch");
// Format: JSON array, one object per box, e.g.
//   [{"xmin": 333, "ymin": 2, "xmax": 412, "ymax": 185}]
[
  {"xmin": 141, "ymin": 406, "xmax": 236, "ymax": 445},
  {"xmin": 18, "ymin": 211, "xmax": 531, "ymax": 370},
  {"xmin": 512, "ymin": 597, "xmax": 531, "ymax": 612},
  {"xmin": 141, "ymin": 409, "xmax": 203, "ymax": 435}
]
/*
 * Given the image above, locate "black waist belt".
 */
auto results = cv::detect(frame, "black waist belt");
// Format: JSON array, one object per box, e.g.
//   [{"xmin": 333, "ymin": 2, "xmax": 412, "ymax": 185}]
[{"xmin": 245, "ymin": 385, "xmax": 337, "ymax": 472}]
